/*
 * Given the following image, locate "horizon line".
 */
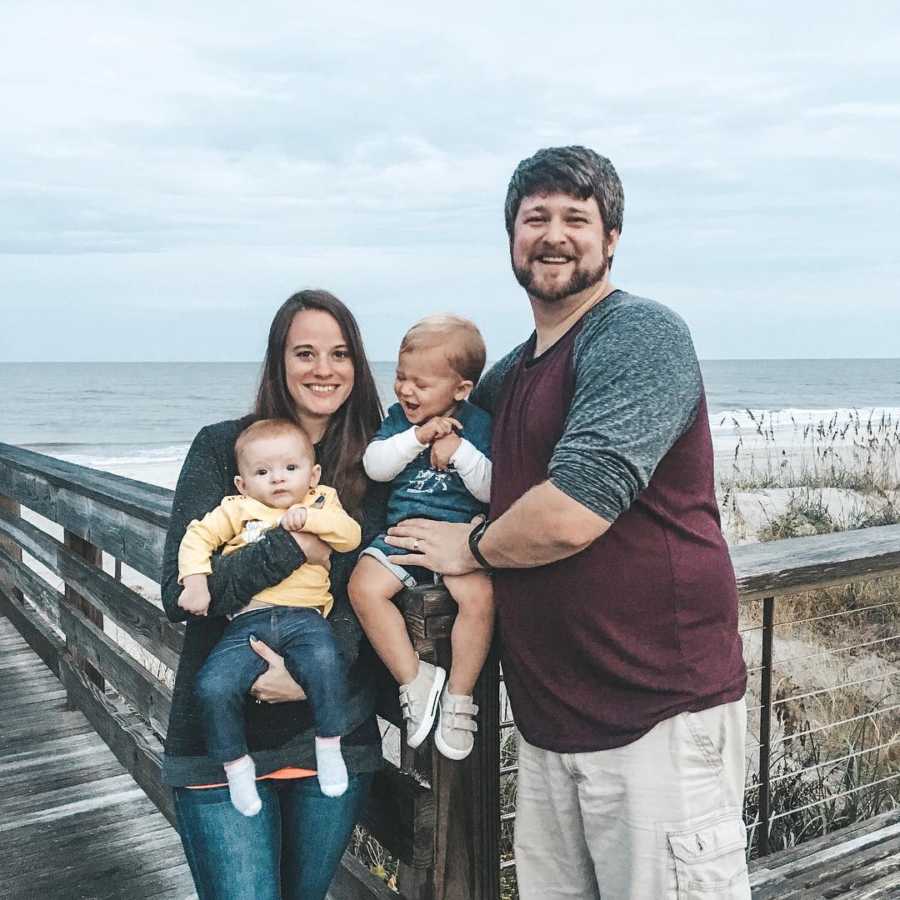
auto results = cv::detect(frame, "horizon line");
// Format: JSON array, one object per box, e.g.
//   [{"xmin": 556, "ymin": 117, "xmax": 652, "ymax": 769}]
[{"xmin": 3, "ymin": 357, "xmax": 900, "ymax": 365}]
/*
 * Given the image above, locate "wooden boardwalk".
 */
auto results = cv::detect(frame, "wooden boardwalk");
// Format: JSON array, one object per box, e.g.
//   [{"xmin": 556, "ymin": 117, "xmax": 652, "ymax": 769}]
[
  {"xmin": 0, "ymin": 615, "xmax": 195, "ymax": 900},
  {"xmin": 3, "ymin": 612, "xmax": 898, "ymax": 899},
  {"xmin": 749, "ymin": 808, "xmax": 900, "ymax": 899}
]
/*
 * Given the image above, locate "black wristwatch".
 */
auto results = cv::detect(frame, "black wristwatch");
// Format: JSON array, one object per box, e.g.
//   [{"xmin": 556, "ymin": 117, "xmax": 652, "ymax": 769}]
[{"xmin": 468, "ymin": 519, "xmax": 492, "ymax": 570}]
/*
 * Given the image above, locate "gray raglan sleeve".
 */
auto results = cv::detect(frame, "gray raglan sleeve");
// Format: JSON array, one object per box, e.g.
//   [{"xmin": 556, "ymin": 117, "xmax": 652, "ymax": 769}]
[
  {"xmin": 470, "ymin": 343, "xmax": 526, "ymax": 415},
  {"xmin": 548, "ymin": 300, "xmax": 703, "ymax": 522}
]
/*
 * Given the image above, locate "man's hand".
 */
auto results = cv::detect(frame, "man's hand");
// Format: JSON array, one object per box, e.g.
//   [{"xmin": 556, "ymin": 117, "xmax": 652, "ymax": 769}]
[
  {"xmin": 415, "ymin": 416, "xmax": 462, "ymax": 445},
  {"xmin": 177, "ymin": 575, "xmax": 211, "ymax": 616},
  {"xmin": 249, "ymin": 637, "xmax": 308, "ymax": 703},
  {"xmin": 280, "ymin": 504, "xmax": 308, "ymax": 532},
  {"xmin": 385, "ymin": 517, "xmax": 480, "ymax": 575},
  {"xmin": 431, "ymin": 432, "xmax": 462, "ymax": 470},
  {"xmin": 289, "ymin": 531, "xmax": 331, "ymax": 570}
]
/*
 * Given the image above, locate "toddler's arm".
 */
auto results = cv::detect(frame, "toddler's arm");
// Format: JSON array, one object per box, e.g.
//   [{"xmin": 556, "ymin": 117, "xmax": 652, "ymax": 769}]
[
  {"xmin": 363, "ymin": 427, "xmax": 430, "ymax": 482},
  {"xmin": 178, "ymin": 573, "xmax": 212, "ymax": 616},
  {"xmin": 449, "ymin": 438, "xmax": 492, "ymax": 503},
  {"xmin": 285, "ymin": 489, "xmax": 362, "ymax": 553},
  {"xmin": 178, "ymin": 500, "xmax": 245, "ymax": 583}
]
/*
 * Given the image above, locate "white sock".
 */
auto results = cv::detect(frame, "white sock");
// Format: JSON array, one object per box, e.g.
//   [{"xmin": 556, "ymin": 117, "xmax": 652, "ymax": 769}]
[
  {"xmin": 315, "ymin": 736, "xmax": 348, "ymax": 798},
  {"xmin": 224, "ymin": 755, "xmax": 262, "ymax": 816}
]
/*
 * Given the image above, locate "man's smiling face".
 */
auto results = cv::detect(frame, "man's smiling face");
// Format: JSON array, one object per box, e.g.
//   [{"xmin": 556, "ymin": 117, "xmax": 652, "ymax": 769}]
[{"xmin": 510, "ymin": 192, "xmax": 617, "ymax": 303}]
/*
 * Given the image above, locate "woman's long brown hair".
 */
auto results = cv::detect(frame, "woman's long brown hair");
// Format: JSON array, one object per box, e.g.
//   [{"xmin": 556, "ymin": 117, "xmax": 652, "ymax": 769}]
[{"xmin": 255, "ymin": 290, "xmax": 383, "ymax": 518}]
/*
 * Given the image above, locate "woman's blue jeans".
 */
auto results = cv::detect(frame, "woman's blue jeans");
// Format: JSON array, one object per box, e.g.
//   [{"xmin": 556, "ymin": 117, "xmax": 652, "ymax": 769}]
[{"xmin": 174, "ymin": 772, "xmax": 372, "ymax": 900}]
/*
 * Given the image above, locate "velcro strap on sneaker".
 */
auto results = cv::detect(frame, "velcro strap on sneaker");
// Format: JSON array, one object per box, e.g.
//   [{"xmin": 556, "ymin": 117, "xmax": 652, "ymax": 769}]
[
  {"xmin": 446, "ymin": 714, "xmax": 478, "ymax": 732},
  {"xmin": 445, "ymin": 699, "xmax": 478, "ymax": 716}
]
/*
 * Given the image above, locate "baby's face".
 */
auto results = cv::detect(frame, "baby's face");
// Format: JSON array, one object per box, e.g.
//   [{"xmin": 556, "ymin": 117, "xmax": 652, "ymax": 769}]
[
  {"xmin": 394, "ymin": 345, "xmax": 469, "ymax": 424},
  {"xmin": 235, "ymin": 433, "xmax": 319, "ymax": 509}
]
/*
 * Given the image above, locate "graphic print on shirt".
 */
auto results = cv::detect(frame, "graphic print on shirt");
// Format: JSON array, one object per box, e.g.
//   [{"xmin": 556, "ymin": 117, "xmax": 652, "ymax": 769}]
[
  {"xmin": 407, "ymin": 468, "xmax": 451, "ymax": 495},
  {"xmin": 242, "ymin": 520, "xmax": 269, "ymax": 544}
]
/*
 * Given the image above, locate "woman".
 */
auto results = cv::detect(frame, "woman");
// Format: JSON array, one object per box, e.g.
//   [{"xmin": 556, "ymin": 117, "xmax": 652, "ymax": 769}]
[{"xmin": 161, "ymin": 290, "xmax": 387, "ymax": 900}]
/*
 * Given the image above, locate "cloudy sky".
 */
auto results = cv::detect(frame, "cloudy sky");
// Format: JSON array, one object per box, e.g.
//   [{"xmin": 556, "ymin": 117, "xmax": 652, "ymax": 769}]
[{"xmin": 2, "ymin": 2, "xmax": 899, "ymax": 362}]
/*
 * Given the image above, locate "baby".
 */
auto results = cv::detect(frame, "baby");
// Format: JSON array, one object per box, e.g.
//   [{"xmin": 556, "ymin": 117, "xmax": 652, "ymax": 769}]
[
  {"xmin": 349, "ymin": 315, "xmax": 494, "ymax": 760},
  {"xmin": 177, "ymin": 418, "xmax": 361, "ymax": 814}
]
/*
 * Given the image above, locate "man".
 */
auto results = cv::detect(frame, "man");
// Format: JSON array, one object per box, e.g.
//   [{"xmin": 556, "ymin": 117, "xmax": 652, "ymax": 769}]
[{"xmin": 388, "ymin": 146, "xmax": 750, "ymax": 899}]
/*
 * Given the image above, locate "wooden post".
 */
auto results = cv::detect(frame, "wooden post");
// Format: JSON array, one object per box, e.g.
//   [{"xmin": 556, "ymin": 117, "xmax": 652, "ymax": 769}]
[
  {"xmin": 396, "ymin": 582, "xmax": 502, "ymax": 900},
  {"xmin": 398, "ymin": 632, "xmax": 438, "ymax": 900},
  {"xmin": 0, "ymin": 495, "xmax": 23, "ymax": 605},
  {"xmin": 63, "ymin": 530, "xmax": 105, "ymax": 693},
  {"xmin": 757, "ymin": 595, "xmax": 775, "ymax": 857},
  {"xmin": 431, "ymin": 638, "xmax": 500, "ymax": 900}
]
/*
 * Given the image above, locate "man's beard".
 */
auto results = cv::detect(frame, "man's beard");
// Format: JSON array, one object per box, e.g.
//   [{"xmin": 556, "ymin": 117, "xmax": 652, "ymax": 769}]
[{"xmin": 511, "ymin": 247, "xmax": 609, "ymax": 303}]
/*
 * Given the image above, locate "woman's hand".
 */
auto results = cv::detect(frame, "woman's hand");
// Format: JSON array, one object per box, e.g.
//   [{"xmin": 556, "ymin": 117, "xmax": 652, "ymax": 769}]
[
  {"xmin": 249, "ymin": 638, "xmax": 307, "ymax": 703},
  {"xmin": 290, "ymin": 531, "xmax": 332, "ymax": 570}
]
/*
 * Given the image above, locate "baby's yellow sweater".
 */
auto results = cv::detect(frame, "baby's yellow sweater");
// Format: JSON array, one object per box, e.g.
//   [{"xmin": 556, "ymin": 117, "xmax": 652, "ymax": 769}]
[{"xmin": 177, "ymin": 487, "xmax": 361, "ymax": 615}]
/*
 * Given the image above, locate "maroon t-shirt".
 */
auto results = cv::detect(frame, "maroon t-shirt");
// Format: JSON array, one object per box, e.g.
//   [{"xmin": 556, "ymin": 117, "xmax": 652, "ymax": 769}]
[{"xmin": 481, "ymin": 293, "xmax": 746, "ymax": 752}]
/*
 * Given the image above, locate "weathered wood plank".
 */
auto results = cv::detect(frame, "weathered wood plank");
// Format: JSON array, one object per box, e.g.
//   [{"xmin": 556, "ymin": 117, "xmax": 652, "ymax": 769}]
[
  {"xmin": 330, "ymin": 852, "xmax": 400, "ymax": 900},
  {"xmin": 0, "ymin": 506, "xmax": 182, "ymax": 669},
  {"xmin": 56, "ymin": 654, "xmax": 173, "ymax": 824},
  {"xmin": 429, "ymin": 639, "xmax": 500, "ymax": 900},
  {"xmin": 0, "ymin": 746, "xmax": 124, "ymax": 801},
  {"xmin": 0, "ymin": 587, "xmax": 64, "ymax": 676},
  {"xmin": 1, "ymin": 826, "xmax": 188, "ymax": 899},
  {"xmin": 750, "ymin": 808, "xmax": 900, "ymax": 878},
  {"xmin": 0, "ymin": 687, "xmax": 66, "ymax": 714},
  {"xmin": 59, "ymin": 604, "xmax": 172, "ymax": 737},
  {"xmin": 1, "ymin": 771, "xmax": 141, "ymax": 825},
  {"xmin": 0, "ymin": 442, "xmax": 172, "ymax": 524},
  {"xmin": 0, "ymin": 494, "xmax": 23, "ymax": 605},
  {"xmin": 732, "ymin": 523, "xmax": 900, "ymax": 600},
  {"xmin": 0, "ymin": 443, "xmax": 170, "ymax": 580},
  {"xmin": 359, "ymin": 760, "xmax": 434, "ymax": 867},
  {"xmin": 64, "ymin": 529, "xmax": 106, "ymax": 691},
  {"xmin": 0, "ymin": 614, "xmax": 193, "ymax": 900},
  {"xmin": 0, "ymin": 543, "xmax": 63, "ymax": 627},
  {"xmin": 750, "ymin": 809, "xmax": 900, "ymax": 898}
]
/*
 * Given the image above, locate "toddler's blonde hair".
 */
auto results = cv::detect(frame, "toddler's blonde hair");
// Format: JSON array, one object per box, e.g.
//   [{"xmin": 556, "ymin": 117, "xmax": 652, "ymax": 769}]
[{"xmin": 399, "ymin": 315, "xmax": 486, "ymax": 384}]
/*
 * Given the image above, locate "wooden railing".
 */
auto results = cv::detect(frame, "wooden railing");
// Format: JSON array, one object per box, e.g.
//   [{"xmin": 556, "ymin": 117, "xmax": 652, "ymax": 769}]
[
  {"xmin": 1, "ymin": 441, "xmax": 898, "ymax": 898},
  {"xmin": 0, "ymin": 443, "xmax": 497, "ymax": 900}
]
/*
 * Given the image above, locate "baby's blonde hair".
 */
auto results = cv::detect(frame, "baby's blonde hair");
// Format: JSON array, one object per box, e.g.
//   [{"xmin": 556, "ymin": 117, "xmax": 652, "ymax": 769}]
[
  {"xmin": 399, "ymin": 314, "xmax": 486, "ymax": 383},
  {"xmin": 234, "ymin": 418, "xmax": 314, "ymax": 472}
]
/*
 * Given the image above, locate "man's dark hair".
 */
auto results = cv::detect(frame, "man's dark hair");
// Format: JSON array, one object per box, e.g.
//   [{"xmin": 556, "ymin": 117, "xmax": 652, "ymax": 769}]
[{"xmin": 504, "ymin": 146, "xmax": 624, "ymax": 238}]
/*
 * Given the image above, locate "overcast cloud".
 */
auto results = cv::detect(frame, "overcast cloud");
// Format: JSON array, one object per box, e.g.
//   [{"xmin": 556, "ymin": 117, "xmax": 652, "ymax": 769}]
[{"xmin": 2, "ymin": 2, "xmax": 899, "ymax": 361}]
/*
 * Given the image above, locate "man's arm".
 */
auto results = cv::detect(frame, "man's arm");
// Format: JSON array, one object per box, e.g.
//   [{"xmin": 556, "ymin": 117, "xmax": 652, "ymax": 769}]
[{"xmin": 477, "ymin": 480, "xmax": 608, "ymax": 567}]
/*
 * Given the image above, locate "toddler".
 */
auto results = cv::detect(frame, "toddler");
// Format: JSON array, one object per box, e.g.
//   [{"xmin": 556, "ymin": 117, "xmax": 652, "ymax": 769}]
[
  {"xmin": 178, "ymin": 418, "xmax": 361, "ymax": 814},
  {"xmin": 349, "ymin": 315, "xmax": 493, "ymax": 760}
]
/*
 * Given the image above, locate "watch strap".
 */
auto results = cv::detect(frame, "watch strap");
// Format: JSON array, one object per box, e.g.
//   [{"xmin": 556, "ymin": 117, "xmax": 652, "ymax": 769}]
[{"xmin": 468, "ymin": 519, "xmax": 492, "ymax": 570}]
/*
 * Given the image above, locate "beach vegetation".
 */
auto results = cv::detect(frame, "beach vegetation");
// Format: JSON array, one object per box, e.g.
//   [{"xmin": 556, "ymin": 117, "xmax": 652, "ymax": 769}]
[{"xmin": 757, "ymin": 490, "xmax": 839, "ymax": 542}]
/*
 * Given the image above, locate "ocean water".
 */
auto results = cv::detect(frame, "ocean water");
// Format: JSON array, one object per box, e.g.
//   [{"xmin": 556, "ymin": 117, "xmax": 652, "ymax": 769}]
[{"xmin": 1, "ymin": 359, "xmax": 899, "ymax": 473}]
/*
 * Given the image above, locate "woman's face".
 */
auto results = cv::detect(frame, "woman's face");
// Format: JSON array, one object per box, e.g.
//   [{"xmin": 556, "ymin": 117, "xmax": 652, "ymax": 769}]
[{"xmin": 283, "ymin": 310, "xmax": 355, "ymax": 430}]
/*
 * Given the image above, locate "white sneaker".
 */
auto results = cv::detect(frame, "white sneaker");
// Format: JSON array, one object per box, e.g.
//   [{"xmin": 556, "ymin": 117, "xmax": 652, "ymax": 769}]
[
  {"xmin": 399, "ymin": 661, "xmax": 446, "ymax": 748},
  {"xmin": 434, "ymin": 686, "xmax": 478, "ymax": 760}
]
